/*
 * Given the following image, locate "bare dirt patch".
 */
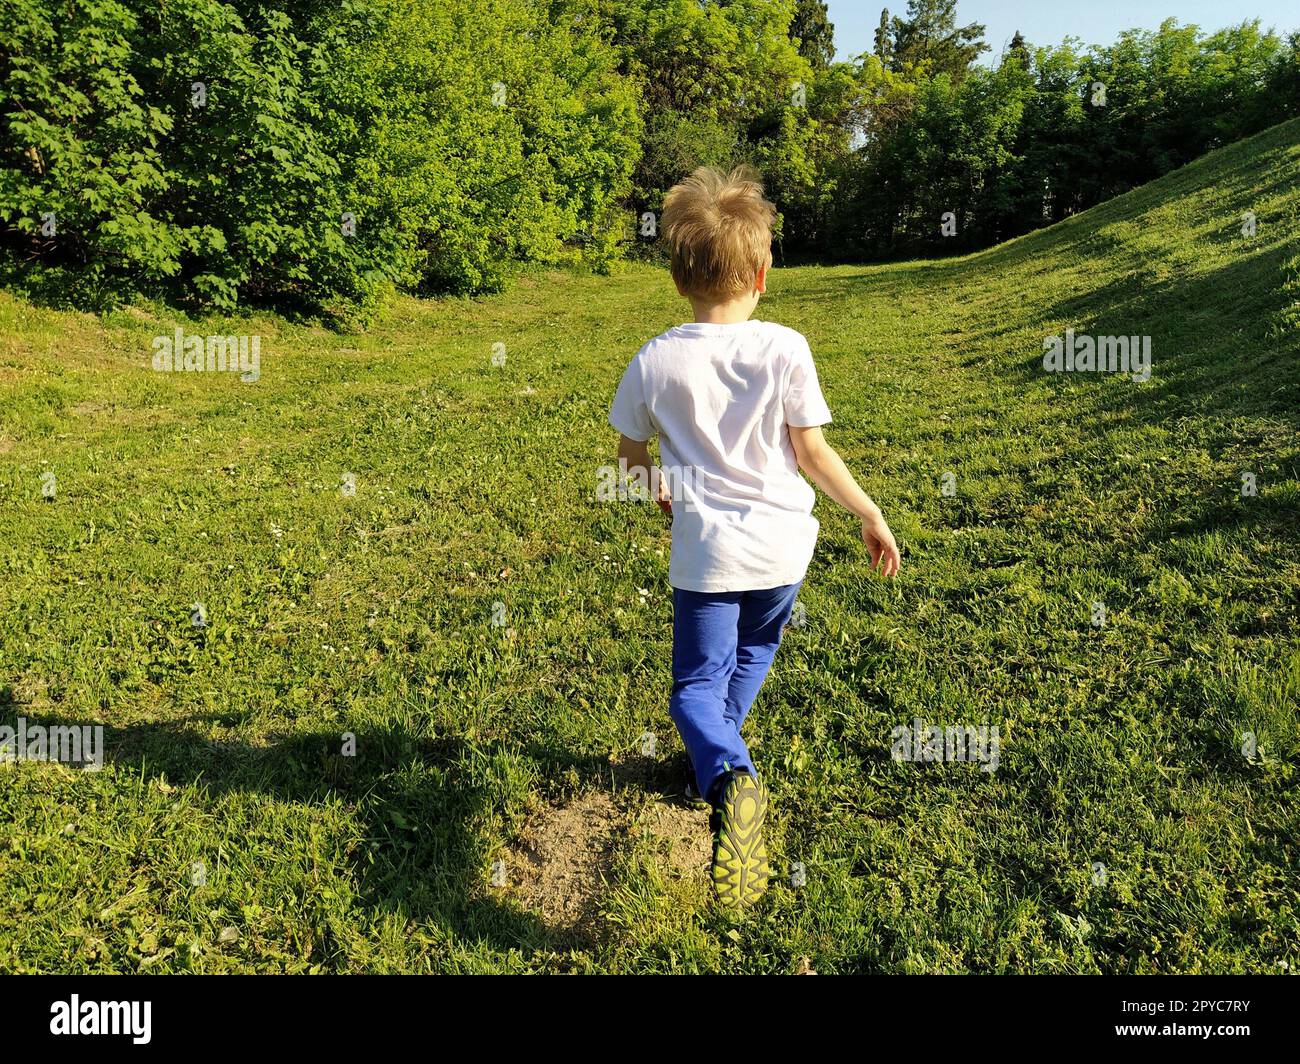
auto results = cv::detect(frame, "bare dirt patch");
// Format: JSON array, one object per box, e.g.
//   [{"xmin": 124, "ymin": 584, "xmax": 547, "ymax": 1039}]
[
  {"xmin": 499, "ymin": 749, "xmax": 716, "ymax": 939},
  {"xmin": 504, "ymin": 791, "xmax": 621, "ymax": 938},
  {"xmin": 642, "ymin": 800, "xmax": 711, "ymax": 884},
  {"xmin": 609, "ymin": 750, "xmax": 711, "ymax": 886}
]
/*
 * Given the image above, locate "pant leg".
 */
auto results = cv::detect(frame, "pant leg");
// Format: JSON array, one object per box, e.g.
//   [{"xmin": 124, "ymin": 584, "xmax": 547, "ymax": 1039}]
[
  {"xmin": 723, "ymin": 581, "xmax": 802, "ymax": 733},
  {"xmin": 669, "ymin": 588, "xmax": 754, "ymax": 800}
]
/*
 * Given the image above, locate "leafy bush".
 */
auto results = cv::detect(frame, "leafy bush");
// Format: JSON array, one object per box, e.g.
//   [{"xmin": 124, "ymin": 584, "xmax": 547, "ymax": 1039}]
[
  {"xmin": 335, "ymin": 0, "xmax": 642, "ymax": 295},
  {"xmin": 0, "ymin": 0, "xmax": 641, "ymax": 316},
  {"xmin": 0, "ymin": 0, "xmax": 187, "ymax": 309}
]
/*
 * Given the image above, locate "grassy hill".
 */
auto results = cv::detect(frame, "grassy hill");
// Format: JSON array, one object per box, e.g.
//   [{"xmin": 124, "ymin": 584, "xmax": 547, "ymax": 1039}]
[{"xmin": 1, "ymin": 118, "xmax": 1297, "ymax": 974}]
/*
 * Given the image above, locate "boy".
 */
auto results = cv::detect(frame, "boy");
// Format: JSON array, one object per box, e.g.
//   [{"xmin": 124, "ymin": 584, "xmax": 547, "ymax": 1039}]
[{"xmin": 609, "ymin": 166, "xmax": 901, "ymax": 908}]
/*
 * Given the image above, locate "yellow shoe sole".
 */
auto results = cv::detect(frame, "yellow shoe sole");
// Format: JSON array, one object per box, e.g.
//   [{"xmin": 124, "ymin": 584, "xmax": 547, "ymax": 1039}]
[{"xmin": 711, "ymin": 773, "xmax": 770, "ymax": 907}]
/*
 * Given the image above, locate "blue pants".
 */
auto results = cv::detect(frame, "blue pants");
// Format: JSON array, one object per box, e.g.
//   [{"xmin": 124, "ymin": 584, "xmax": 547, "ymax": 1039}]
[{"xmin": 669, "ymin": 582, "xmax": 802, "ymax": 802}]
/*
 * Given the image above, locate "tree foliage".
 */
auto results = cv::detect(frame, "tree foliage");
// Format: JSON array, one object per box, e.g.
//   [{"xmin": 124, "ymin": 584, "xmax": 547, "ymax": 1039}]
[
  {"xmin": 0, "ymin": 1, "xmax": 1296, "ymax": 314},
  {"xmin": 0, "ymin": 0, "xmax": 640, "ymax": 316},
  {"xmin": 830, "ymin": 15, "xmax": 1300, "ymax": 258}
]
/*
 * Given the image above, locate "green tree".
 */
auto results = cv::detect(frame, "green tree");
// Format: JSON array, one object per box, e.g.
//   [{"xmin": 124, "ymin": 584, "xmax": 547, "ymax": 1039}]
[
  {"xmin": 790, "ymin": 0, "xmax": 835, "ymax": 69},
  {"xmin": 608, "ymin": 0, "xmax": 825, "ymax": 248},
  {"xmin": 889, "ymin": 0, "xmax": 988, "ymax": 80},
  {"xmin": 1006, "ymin": 30, "xmax": 1031, "ymax": 70},
  {"xmin": 874, "ymin": 8, "xmax": 893, "ymax": 63}
]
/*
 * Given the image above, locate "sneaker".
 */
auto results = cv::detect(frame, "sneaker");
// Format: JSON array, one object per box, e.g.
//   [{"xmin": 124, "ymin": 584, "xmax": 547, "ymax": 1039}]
[
  {"xmin": 682, "ymin": 777, "xmax": 710, "ymax": 810},
  {"xmin": 709, "ymin": 770, "xmax": 770, "ymax": 907},
  {"xmin": 681, "ymin": 751, "xmax": 709, "ymax": 810}
]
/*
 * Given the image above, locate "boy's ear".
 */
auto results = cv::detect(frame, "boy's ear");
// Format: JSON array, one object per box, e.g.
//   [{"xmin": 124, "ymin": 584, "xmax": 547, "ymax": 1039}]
[{"xmin": 754, "ymin": 263, "xmax": 768, "ymax": 295}]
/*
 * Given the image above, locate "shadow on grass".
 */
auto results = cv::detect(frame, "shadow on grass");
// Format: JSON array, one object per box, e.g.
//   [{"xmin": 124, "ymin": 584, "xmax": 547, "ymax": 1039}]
[
  {"xmin": 0, "ymin": 692, "xmax": 719, "ymax": 967},
  {"xmin": 0, "ymin": 695, "xmax": 562, "ymax": 962}
]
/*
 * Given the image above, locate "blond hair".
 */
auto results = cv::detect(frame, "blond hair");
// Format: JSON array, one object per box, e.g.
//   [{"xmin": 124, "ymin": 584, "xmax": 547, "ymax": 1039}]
[{"xmin": 661, "ymin": 165, "xmax": 775, "ymax": 299}]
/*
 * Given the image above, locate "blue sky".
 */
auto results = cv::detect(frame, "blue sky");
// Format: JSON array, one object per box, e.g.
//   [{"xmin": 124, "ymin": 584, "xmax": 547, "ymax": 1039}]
[{"xmin": 824, "ymin": 0, "xmax": 1300, "ymax": 63}]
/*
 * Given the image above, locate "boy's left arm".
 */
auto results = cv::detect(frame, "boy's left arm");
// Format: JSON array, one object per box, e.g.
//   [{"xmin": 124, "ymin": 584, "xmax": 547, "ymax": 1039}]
[{"xmin": 789, "ymin": 425, "xmax": 900, "ymax": 577}]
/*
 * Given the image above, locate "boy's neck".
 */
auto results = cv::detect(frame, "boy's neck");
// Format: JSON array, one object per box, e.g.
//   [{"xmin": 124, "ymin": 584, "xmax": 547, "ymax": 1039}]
[{"xmin": 688, "ymin": 294, "xmax": 759, "ymax": 324}]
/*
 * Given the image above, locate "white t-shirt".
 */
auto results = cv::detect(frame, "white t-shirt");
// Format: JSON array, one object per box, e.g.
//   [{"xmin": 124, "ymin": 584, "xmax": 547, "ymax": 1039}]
[{"xmin": 609, "ymin": 320, "xmax": 833, "ymax": 593}]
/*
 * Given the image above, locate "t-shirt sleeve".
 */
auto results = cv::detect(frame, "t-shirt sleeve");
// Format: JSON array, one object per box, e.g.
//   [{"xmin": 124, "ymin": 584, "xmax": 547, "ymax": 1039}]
[
  {"xmin": 784, "ymin": 339, "xmax": 832, "ymax": 427},
  {"xmin": 609, "ymin": 356, "xmax": 655, "ymax": 441}
]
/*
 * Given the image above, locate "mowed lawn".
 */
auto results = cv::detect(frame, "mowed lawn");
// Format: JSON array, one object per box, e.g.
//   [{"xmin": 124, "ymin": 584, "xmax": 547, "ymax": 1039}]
[{"xmin": 1, "ymin": 120, "xmax": 1297, "ymax": 974}]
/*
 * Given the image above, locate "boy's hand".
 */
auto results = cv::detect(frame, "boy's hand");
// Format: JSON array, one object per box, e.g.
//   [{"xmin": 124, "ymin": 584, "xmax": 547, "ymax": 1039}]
[
  {"xmin": 655, "ymin": 475, "xmax": 673, "ymax": 515},
  {"xmin": 789, "ymin": 425, "xmax": 900, "ymax": 577},
  {"xmin": 861, "ymin": 511, "xmax": 901, "ymax": 577}
]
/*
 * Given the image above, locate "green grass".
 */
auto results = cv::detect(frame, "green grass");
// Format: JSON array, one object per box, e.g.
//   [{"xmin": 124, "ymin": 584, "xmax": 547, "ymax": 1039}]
[{"xmin": 1, "ymin": 119, "xmax": 1298, "ymax": 974}]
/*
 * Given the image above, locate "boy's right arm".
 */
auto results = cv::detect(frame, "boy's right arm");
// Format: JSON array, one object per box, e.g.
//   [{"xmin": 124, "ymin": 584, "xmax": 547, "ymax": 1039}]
[
  {"xmin": 789, "ymin": 425, "xmax": 901, "ymax": 578},
  {"xmin": 618, "ymin": 433, "xmax": 673, "ymax": 513}
]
